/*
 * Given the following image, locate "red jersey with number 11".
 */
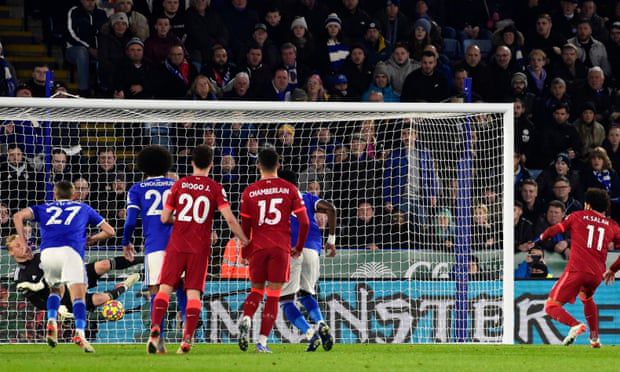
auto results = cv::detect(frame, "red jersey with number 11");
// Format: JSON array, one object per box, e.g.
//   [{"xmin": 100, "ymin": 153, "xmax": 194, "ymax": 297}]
[
  {"xmin": 541, "ymin": 210, "xmax": 620, "ymax": 276},
  {"xmin": 164, "ymin": 175, "xmax": 229, "ymax": 255},
  {"xmin": 240, "ymin": 177, "xmax": 306, "ymax": 252}
]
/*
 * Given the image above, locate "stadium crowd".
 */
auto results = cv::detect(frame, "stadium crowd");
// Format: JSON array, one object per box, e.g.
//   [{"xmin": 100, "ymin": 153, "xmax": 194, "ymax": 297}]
[{"xmin": 1, "ymin": 0, "xmax": 620, "ymax": 263}]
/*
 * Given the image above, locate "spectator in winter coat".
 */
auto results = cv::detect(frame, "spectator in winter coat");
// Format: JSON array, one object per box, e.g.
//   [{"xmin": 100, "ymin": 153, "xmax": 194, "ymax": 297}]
[
  {"xmin": 383, "ymin": 42, "xmax": 419, "ymax": 94},
  {"xmin": 144, "ymin": 16, "xmax": 182, "ymax": 64},
  {"xmin": 152, "ymin": 44, "xmax": 198, "ymax": 99},
  {"xmin": 98, "ymin": 12, "xmax": 134, "ymax": 95},
  {"xmin": 65, "ymin": 0, "xmax": 108, "ymax": 95},
  {"xmin": 400, "ymin": 51, "xmax": 449, "ymax": 102},
  {"xmin": 101, "ymin": 0, "xmax": 149, "ymax": 41},
  {"xmin": 185, "ymin": 0, "xmax": 229, "ymax": 69},
  {"xmin": 574, "ymin": 102, "xmax": 606, "ymax": 161},
  {"xmin": 113, "ymin": 37, "xmax": 154, "ymax": 99},
  {"xmin": 567, "ymin": 19, "xmax": 612, "ymax": 77},
  {"xmin": 340, "ymin": 43, "xmax": 373, "ymax": 98},
  {"xmin": 362, "ymin": 61, "xmax": 399, "ymax": 102}
]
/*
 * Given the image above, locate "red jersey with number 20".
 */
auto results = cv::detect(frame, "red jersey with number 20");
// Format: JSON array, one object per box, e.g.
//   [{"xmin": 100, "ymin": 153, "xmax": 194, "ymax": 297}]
[
  {"xmin": 164, "ymin": 175, "xmax": 229, "ymax": 255},
  {"xmin": 240, "ymin": 178, "xmax": 306, "ymax": 253},
  {"xmin": 541, "ymin": 210, "xmax": 620, "ymax": 276}
]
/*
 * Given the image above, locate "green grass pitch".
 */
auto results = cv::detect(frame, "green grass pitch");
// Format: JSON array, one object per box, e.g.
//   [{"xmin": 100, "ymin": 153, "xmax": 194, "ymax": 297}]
[{"xmin": 1, "ymin": 344, "xmax": 620, "ymax": 371}]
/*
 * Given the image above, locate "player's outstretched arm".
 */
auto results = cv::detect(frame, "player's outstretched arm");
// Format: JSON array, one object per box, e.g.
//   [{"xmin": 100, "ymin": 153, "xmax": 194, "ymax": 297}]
[
  {"xmin": 220, "ymin": 205, "xmax": 249, "ymax": 246},
  {"xmin": 316, "ymin": 200, "xmax": 337, "ymax": 257},
  {"xmin": 87, "ymin": 221, "xmax": 116, "ymax": 245},
  {"xmin": 12, "ymin": 208, "xmax": 34, "ymax": 253}
]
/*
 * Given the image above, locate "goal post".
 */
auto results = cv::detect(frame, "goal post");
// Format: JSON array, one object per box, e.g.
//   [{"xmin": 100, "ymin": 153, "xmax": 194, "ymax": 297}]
[{"xmin": 0, "ymin": 98, "xmax": 513, "ymax": 344}]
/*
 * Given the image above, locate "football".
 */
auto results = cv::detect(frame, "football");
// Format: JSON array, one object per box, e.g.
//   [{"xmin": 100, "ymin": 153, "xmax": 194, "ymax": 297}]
[{"xmin": 101, "ymin": 300, "xmax": 125, "ymax": 321}]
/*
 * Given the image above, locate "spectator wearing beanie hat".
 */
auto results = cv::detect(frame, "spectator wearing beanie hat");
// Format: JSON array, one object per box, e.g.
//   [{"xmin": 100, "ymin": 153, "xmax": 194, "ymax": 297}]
[
  {"xmin": 508, "ymin": 72, "xmax": 536, "ymax": 118},
  {"xmin": 101, "ymin": 0, "xmax": 150, "ymax": 41},
  {"xmin": 362, "ymin": 61, "xmax": 399, "ymax": 102},
  {"xmin": 409, "ymin": 18, "xmax": 432, "ymax": 61},
  {"xmin": 98, "ymin": 12, "xmax": 134, "ymax": 95},
  {"xmin": 362, "ymin": 20, "xmax": 392, "ymax": 66},
  {"xmin": 535, "ymin": 152, "xmax": 583, "ymax": 209},
  {"xmin": 113, "ymin": 37, "xmax": 154, "ymax": 99},
  {"xmin": 320, "ymin": 13, "xmax": 350, "ymax": 75},
  {"xmin": 376, "ymin": 0, "xmax": 410, "ymax": 45},
  {"xmin": 289, "ymin": 16, "xmax": 318, "ymax": 69},
  {"xmin": 574, "ymin": 101, "xmax": 606, "ymax": 160}
]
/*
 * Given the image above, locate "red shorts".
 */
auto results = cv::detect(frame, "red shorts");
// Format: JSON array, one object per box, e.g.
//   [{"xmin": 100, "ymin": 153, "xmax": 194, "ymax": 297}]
[
  {"xmin": 249, "ymin": 248, "xmax": 290, "ymax": 283},
  {"xmin": 158, "ymin": 251, "xmax": 209, "ymax": 292},
  {"xmin": 549, "ymin": 270, "xmax": 602, "ymax": 304}
]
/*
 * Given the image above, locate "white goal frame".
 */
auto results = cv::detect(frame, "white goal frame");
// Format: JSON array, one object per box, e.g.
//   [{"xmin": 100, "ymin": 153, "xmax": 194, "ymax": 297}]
[{"xmin": 0, "ymin": 98, "xmax": 514, "ymax": 344}]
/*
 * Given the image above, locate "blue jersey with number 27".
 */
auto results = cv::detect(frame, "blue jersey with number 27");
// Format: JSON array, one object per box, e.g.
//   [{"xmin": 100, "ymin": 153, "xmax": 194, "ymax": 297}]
[
  {"xmin": 30, "ymin": 200, "xmax": 105, "ymax": 259},
  {"xmin": 125, "ymin": 177, "xmax": 175, "ymax": 254}
]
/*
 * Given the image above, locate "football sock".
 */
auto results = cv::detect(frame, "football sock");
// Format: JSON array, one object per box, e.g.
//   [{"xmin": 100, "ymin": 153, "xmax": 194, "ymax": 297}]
[
  {"xmin": 183, "ymin": 299, "xmax": 201, "ymax": 342},
  {"xmin": 582, "ymin": 296, "xmax": 599, "ymax": 339},
  {"xmin": 260, "ymin": 289, "xmax": 280, "ymax": 338},
  {"xmin": 281, "ymin": 300, "xmax": 311, "ymax": 334},
  {"xmin": 299, "ymin": 295, "xmax": 324, "ymax": 323},
  {"xmin": 110, "ymin": 256, "xmax": 142, "ymax": 270},
  {"xmin": 150, "ymin": 294, "xmax": 166, "ymax": 339},
  {"xmin": 73, "ymin": 299, "xmax": 87, "ymax": 333},
  {"xmin": 243, "ymin": 288, "xmax": 264, "ymax": 318},
  {"xmin": 177, "ymin": 284, "xmax": 187, "ymax": 322},
  {"xmin": 545, "ymin": 301, "xmax": 579, "ymax": 327},
  {"xmin": 106, "ymin": 285, "xmax": 126, "ymax": 300},
  {"xmin": 151, "ymin": 292, "xmax": 170, "ymax": 332},
  {"xmin": 47, "ymin": 293, "xmax": 61, "ymax": 322}
]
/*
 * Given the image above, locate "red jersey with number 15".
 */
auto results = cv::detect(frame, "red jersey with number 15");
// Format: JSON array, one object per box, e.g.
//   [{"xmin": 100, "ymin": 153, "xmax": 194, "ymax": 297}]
[
  {"xmin": 541, "ymin": 210, "xmax": 620, "ymax": 276},
  {"xmin": 164, "ymin": 175, "xmax": 229, "ymax": 255},
  {"xmin": 240, "ymin": 177, "xmax": 306, "ymax": 252}
]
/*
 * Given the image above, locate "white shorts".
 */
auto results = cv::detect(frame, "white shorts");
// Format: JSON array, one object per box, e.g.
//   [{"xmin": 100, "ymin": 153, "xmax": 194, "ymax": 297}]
[
  {"xmin": 281, "ymin": 248, "xmax": 320, "ymax": 297},
  {"xmin": 40, "ymin": 246, "xmax": 87, "ymax": 286},
  {"xmin": 145, "ymin": 250, "xmax": 165, "ymax": 286}
]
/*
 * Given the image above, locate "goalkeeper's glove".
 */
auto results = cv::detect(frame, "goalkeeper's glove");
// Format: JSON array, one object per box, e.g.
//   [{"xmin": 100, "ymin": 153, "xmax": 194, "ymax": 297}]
[{"xmin": 16, "ymin": 280, "xmax": 45, "ymax": 293}]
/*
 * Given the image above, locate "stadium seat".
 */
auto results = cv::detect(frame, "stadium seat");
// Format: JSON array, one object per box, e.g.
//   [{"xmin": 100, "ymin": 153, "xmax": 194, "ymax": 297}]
[
  {"xmin": 442, "ymin": 38, "xmax": 462, "ymax": 61},
  {"xmin": 463, "ymin": 39, "xmax": 493, "ymax": 59}
]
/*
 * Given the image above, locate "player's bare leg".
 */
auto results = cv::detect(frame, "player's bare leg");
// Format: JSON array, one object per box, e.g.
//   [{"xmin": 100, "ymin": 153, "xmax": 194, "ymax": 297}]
[
  {"xmin": 239, "ymin": 283, "xmax": 265, "ymax": 352},
  {"xmin": 176, "ymin": 289, "xmax": 202, "ymax": 354}
]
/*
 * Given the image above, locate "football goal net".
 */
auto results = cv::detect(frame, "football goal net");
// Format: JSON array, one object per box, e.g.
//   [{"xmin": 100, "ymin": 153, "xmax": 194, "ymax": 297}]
[{"xmin": 0, "ymin": 98, "xmax": 513, "ymax": 344}]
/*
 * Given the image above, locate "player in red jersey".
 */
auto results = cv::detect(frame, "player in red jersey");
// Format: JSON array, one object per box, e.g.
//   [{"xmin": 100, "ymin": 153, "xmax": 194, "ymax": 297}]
[
  {"xmin": 534, "ymin": 188, "xmax": 620, "ymax": 348},
  {"xmin": 147, "ymin": 145, "xmax": 249, "ymax": 354},
  {"xmin": 237, "ymin": 148, "xmax": 310, "ymax": 353}
]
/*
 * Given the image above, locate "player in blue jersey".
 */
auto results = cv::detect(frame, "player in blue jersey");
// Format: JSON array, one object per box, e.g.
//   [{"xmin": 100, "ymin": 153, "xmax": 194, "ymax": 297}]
[
  {"xmin": 12, "ymin": 180, "xmax": 116, "ymax": 353},
  {"xmin": 278, "ymin": 170, "xmax": 337, "ymax": 352},
  {"xmin": 121, "ymin": 145, "xmax": 181, "ymax": 353}
]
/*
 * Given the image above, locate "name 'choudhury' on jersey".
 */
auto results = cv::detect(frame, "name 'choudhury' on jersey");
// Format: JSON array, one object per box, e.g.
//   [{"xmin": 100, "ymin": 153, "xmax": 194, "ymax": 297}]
[
  {"xmin": 29, "ymin": 200, "xmax": 105, "ymax": 258},
  {"xmin": 541, "ymin": 209, "xmax": 620, "ymax": 276},
  {"xmin": 290, "ymin": 192, "xmax": 323, "ymax": 254},
  {"xmin": 123, "ymin": 177, "xmax": 175, "ymax": 254}
]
